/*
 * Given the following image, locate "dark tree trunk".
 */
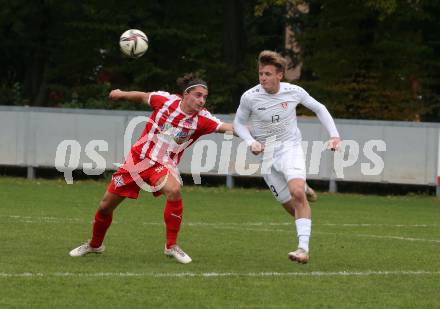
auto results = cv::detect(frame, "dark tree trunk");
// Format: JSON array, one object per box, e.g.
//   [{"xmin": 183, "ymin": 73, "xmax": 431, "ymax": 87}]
[
  {"xmin": 223, "ymin": 0, "xmax": 245, "ymax": 108},
  {"xmin": 223, "ymin": 0, "xmax": 243, "ymax": 68},
  {"xmin": 24, "ymin": 49, "xmax": 48, "ymax": 106},
  {"xmin": 23, "ymin": 0, "xmax": 49, "ymax": 106}
]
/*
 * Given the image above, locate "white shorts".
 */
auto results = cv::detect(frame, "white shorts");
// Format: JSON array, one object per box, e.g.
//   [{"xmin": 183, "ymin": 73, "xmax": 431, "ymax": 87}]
[{"xmin": 262, "ymin": 144, "xmax": 306, "ymax": 204}]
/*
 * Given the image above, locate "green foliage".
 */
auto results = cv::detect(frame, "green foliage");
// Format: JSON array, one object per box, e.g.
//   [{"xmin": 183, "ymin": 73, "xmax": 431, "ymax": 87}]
[
  {"xmin": 292, "ymin": 0, "xmax": 439, "ymax": 121},
  {"xmin": 256, "ymin": 0, "xmax": 293, "ymax": 16},
  {"xmin": 365, "ymin": 0, "xmax": 398, "ymax": 18},
  {"xmin": 0, "ymin": 0, "xmax": 438, "ymax": 120},
  {"xmin": 0, "ymin": 0, "xmax": 259, "ymax": 112}
]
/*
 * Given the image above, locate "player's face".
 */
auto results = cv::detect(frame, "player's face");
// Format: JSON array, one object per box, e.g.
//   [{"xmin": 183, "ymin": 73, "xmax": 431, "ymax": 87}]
[
  {"xmin": 182, "ymin": 86, "xmax": 208, "ymax": 114},
  {"xmin": 259, "ymin": 64, "xmax": 283, "ymax": 94}
]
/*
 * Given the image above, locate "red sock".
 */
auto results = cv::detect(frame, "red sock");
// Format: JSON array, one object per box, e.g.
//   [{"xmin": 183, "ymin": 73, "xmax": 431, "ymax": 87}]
[
  {"xmin": 164, "ymin": 199, "xmax": 183, "ymax": 249},
  {"xmin": 89, "ymin": 211, "xmax": 113, "ymax": 248}
]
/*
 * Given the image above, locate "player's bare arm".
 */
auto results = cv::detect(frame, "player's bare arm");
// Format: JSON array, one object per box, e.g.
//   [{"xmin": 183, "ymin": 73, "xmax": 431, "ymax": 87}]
[
  {"xmin": 216, "ymin": 122, "xmax": 233, "ymax": 133},
  {"xmin": 216, "ymin": 122, "xmax": 239, "ymax": 136},
  {"xmin": 219, "ymin": 122, "xmax": 263, "ymax": 154},
  {"xmin": 109, "ymin": 89, "xmax": 151, "ymax": 105}
]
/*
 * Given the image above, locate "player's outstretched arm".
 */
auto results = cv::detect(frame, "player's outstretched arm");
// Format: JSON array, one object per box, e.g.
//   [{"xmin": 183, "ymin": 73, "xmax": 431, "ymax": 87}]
[
  {"xmin": 109, "ymin": 89, "xmax": 151, "ymax": 105},
  {"xmin": 216, "ymin": 123, "xmax": 238, "ymax": 136}
]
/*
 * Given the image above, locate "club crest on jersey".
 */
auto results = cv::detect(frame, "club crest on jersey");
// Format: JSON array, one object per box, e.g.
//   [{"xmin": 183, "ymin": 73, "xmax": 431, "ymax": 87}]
[
  {"xmin": 160, "ymin": 122, "xmax": 172, "ymax": 132},
  {"xmin": 173, "ymin": 130, "xmax": 190, "ymax": 144},
  {"xmin": 183, "ymin": 118, "xmax": 193, "ymax": 129},
  {"xmin": 159, "ymin": 123, "xmax": 190, "ymax": 145},
  {"xmin": 280, "ymin": 102, "xmax": 288, "ymax": 110}
]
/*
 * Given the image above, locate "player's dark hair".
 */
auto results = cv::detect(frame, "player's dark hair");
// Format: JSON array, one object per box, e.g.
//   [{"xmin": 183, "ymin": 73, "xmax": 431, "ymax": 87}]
[
  {"xmin": 177, "ymin": 73, "xmax": 208, "ymax": 94},
  {"xmin": 258, "ymin": 50, "xmax": 287, "ymax": 75}
]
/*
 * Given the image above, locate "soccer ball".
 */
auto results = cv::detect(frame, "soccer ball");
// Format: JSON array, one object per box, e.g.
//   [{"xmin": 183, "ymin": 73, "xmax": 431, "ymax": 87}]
[{"xmin": 119, "ymin": 29, "xmax": 149, "ymax": 58}]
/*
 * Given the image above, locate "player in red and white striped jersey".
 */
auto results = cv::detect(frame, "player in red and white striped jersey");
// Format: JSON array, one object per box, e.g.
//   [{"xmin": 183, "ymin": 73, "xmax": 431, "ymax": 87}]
[{"xmin": 69, "ymin": 74, "xmax": 234, "ymax": 264}]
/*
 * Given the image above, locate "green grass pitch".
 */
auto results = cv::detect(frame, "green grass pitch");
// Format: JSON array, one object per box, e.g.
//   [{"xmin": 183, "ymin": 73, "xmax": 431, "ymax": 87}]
[{"xmin": 1, "ymin": 177, "xmax": 439, "ymax": 308}]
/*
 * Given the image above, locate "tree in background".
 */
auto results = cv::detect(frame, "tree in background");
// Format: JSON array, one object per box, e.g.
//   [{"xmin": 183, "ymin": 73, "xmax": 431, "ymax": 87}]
[
  {"xmin": 0, "ymin": 1, "xmax": 123, "ymax": 107},
  {"xmin": 279, "ymin": 0, "xmax": 439, "ymax": 121},
  {"xmin": 0, "ymin": 0, "xmax": 277, "ymax": 112},
  {"xmin": 0, "ymin": 0, "xmax": 438, "ymax": 121}
]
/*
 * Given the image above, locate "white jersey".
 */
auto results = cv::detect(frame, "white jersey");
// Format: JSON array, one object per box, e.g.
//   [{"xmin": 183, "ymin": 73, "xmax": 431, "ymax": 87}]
[{"xmin": 234, "ymin": 82, "xmax": 339, "ymax": 147}]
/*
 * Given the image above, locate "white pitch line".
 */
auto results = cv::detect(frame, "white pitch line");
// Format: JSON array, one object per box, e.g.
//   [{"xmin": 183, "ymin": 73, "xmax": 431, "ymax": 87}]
[
  {"xmin": 0, "ymin": 271, "xmax": 440, "ymax": 278},
  {"xmin": 200, "ymin": 225, "xmax": 440, "ymax": 244},
  {"xmin": 2, "ymin": 216, "xmax": 440, "ymax": 242},
  {"xmin": 3, "ymin": 216, "xmax": 440, "ymax": 242},
  {"xmin": 353, "ymin": 233, "xmax": 440, "ymax": 243},
  {"xmin": 3, "ymin": 215, "xmax": 86, "ymax": 223},
  {"xmin": 3, "ymin": 215, "xmax": 440, "ymax": 241},
  {"xmin": 320, "ymin": 223, "xmax": 432, "ymax": 228},
  {"xmin": 0, "ymin": 215, "xmax": 120, "ymax": 224},
  {"xmin": 2, "ymin": 215, "xmax": 437, "ymax": 228},
  {"xmin": 142, "ymin": 222, "xmax": 435, "ymax": 228},
  {"xmin": 312, "ymin": 231, "xmax": 440, "ymax": 243}
]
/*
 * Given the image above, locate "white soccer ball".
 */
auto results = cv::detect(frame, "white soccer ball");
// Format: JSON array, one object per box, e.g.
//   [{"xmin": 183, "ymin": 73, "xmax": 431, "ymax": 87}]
[{"xmin": 119, "ymin": 29, "xmax": 149, "ymax": 58}]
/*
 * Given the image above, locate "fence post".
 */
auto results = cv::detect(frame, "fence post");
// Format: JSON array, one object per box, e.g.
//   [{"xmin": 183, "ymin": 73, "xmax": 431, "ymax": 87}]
[
  {"xmin": 437, "ymin": 129, "xmax": 440, "ymax": 197},
  {"xmin": 329, "ymin": 148, "xmax": 338, "ymax": 193},
  {"xmin": 226, "ymin": 175, "xmax": 234, "ymax": 189},
  {"xmin": 329, "ymin": 177, "xmax": 338, "ymax": 193},
  {"xmin": 27, "ymin": 166, "xmax": 35, "ymax": 180}
]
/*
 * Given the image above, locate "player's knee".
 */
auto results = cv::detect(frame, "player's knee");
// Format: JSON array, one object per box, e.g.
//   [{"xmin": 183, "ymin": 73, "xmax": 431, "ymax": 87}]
[
  {"xmin": 99, "ymin": 197, "xmax": 109, "ymax": 209},
  {"xmin": 163, "ymin": 184, "xmax": 182, "ymax": 200},
  {"xmin": 290, "ymin": 187, "xmax": 306, "ymax": 202},
  {"xmin": 98, "ymin": 193, "xmax": 121, "ymax": 213},
  {"xmin": 99, "ymin": 199, "xmax": 114, "ymax": 214}
]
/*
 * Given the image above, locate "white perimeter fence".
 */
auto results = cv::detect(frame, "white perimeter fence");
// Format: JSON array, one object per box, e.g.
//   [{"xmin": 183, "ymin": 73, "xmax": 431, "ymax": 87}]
[{"xmin": 0, "ymin": 106, "xmax": 439, "ymax": 196}]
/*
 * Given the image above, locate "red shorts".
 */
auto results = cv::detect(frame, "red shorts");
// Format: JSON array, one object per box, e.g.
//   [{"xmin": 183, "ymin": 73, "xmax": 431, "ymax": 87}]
[{"xmin": 107, "ymin": 161, "xmax": 169, "ymax": 199}]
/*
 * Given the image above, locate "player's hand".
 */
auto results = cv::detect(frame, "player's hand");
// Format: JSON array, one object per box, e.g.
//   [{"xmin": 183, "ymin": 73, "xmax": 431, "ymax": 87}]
[
  {"xmin": 327, "ymin": 137, "xmax": 341, "ymax": 151},
  {"xmin": 109, "ymin": 89, "xmax": 124, "ymax": 100},
  {"xmin": 250, "ymin": 141, "xmax": 264, "ymax": 155}
]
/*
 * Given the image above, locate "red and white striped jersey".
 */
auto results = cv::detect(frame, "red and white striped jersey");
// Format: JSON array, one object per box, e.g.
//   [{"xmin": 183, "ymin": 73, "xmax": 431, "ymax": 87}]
[{"xmin": 130, "ymin": 91, "xmax": 222, "ymax": 168}]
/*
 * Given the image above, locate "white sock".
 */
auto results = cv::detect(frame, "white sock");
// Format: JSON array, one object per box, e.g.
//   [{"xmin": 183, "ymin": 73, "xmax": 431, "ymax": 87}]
[{"xmin": 295, "ymin": 218, "xmax": 311, "ymax": 252}]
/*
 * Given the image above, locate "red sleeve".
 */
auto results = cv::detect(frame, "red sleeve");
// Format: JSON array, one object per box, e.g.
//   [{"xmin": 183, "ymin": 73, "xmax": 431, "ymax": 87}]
[
  {"xmin": 148, "ymin": 91, "xmax": 179, "ymax": 110},
  {"xmin": 197, "ymin": 109, "xmax": 222, "ymax": 135}
]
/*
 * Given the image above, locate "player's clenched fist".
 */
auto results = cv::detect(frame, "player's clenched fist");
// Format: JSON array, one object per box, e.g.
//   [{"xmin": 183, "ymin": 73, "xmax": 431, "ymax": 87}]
[
  {"xmin": 327, "ymin": 137, "xmax": 341, "ymax": 151},
  {"xmin": 250, "ymin": 141, "xmax": 264, "ymax": 155},
  {"xmin": 109, "ymin": 89, "xmax": 124, "ymax": 100}
]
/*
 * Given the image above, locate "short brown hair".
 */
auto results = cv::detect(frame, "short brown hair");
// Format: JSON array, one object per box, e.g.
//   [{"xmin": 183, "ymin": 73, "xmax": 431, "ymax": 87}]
[
  {"xmin": 176, "ymin": 73, "xmax": 208, "ymax": 94},
  {"xmin": 258, "ymin": 50, "xmax": 287, "ymax": 75}
]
